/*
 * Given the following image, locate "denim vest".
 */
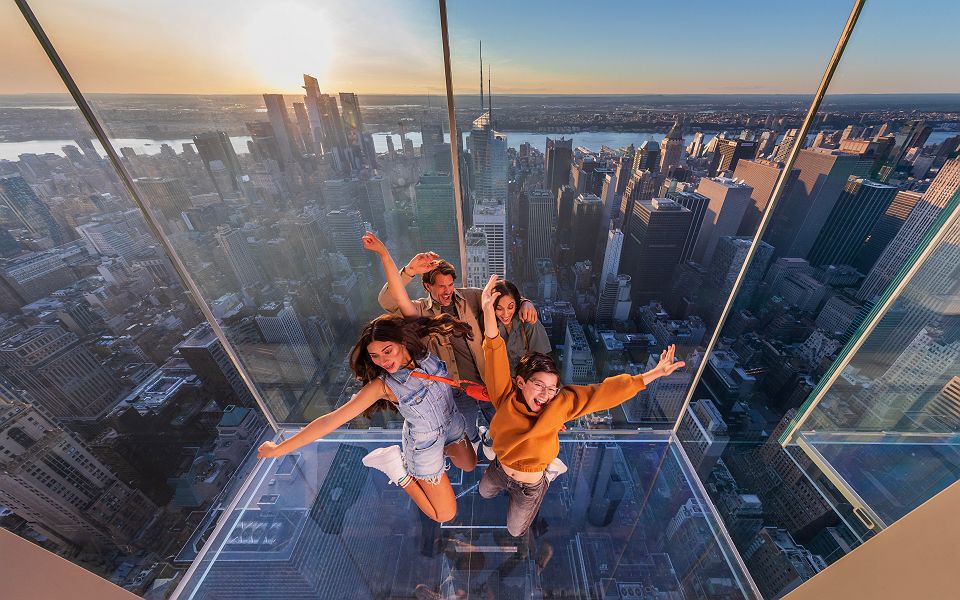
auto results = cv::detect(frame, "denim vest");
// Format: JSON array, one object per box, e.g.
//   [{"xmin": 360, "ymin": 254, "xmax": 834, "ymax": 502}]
[{"xmin": 381, "ymin": 353, "xmax": 457, "ymax": 434}]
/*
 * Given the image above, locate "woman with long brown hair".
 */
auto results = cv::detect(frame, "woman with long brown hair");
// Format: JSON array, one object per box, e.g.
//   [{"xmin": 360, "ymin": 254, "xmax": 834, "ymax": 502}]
[{"xmin": 257, "ymin": 233, "xmax": 478, "ymax": 522}]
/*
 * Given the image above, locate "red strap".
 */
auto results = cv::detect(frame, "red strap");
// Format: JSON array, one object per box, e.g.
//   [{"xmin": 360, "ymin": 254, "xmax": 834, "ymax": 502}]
[
  {"xmin": 409, "ymin": 371, "xmax": 478, "ymax": 388},
  {"xmin": 408, "ymin": 372, "xmax": 490, "ymax": 402}
]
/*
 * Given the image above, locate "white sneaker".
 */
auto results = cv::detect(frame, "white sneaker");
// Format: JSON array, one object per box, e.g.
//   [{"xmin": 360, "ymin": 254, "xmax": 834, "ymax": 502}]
[
  {"xmin": 544, "ymin": 457, "xmax": 567, "ymax": 482},
  {"xmin": 362, "ymin": 445, "xmax": 407, "ymax": 485},
  {"xmin": 478, "ymin": 425, "xmax": 496, "ymax": 461}
]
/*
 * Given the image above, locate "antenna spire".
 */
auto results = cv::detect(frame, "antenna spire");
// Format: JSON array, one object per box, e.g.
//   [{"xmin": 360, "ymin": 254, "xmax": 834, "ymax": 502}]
[
  {"xmin": 479, "ymin": 40, "xmax": 484, "ymax": 112},
  {"xmin": 488, "ymin": 65, "xmax": 492, "ymax": 127}
]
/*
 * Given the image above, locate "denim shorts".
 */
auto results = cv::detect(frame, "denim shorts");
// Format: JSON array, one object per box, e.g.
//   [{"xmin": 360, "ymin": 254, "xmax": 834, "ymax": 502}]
[{"xmin": 402, "ymin": 409, "xmax": 467, "ymax": 482}]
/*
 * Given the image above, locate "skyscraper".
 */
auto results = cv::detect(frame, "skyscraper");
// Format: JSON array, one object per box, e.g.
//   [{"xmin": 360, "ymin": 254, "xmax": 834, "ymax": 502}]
[
  {"xmin": 677, "ymin": 399, "xmax": 729, "ymax": 478},
  {"xmin": 414, "ymin": 174, "xmax": 460, "ymax": 267},
  {"xmin": 526, "ymin": 189, "xmax": 555, "ymax": 275},
  {"xmin": 555, "ymin": 184, "xmax": 578, "ymax": 234},
  {"xmin": 624, "ymin": 198, "xmax": 693, "ymax": 302},
  {"xmin": 176, "ymin": 324, "xmax": 256, "ymax": 408},
  {"xmin": 562, "ymin": 317, "xmax": 596, "ymax": 384},
  {"xmin": 711, "ymin": 138, "xmax": 758, "ymax": 176},
  {"xmin": 665, "ymin": 190, "xmax": 710, "ymax": 263},
  {"xmin": 262, "ymin": 94, "xmax": 302, "ymax": 166},
  {"xmin": 325, "ymin": 209, "xmax": 368, "ymax": 268},
  {"xmin": 468, "ymin": 112, "xmax": 508, "ymax": 206},
  {"xmin": 301, "ymin": 74, "xmax": 328, "ymax": 156},
  {"xmin": 192, "ymin": 131, "xmax": 243, "ymax": 196},
  {"xmin": 632, "ymin": 140, "xmax": 660, "ymax": 173},
  {"xmin": 339, "ymin": 92, "xmax": 376, "ymax": 169},
  {"xmin": 807, "ymin": 178, "xmax": 897, "ymax": 267},
  {"xmin": 473, "ymin": 202, "xmax": 506, "ymax": 276},
  {"xmin": 858, "ymin": 157, "xmax": 960, "ymax": 301},
  {"xmin": 659, "ymin": 118, "xmax": 685, "ymax": 176},
  {"xmin": 292, "ymin": 101, "xmax": 314, "ymax": 155},
  {"xmin": 0, "ymin": 325, "xmax": 121, "ymax": 419},
  {"xmin": 0, "ymin": 173, "xmax": 64, "ymax": 246},
  {"xmin": 544, "ymin": 137, "xmax": 573, "ymax": 195},
  {"xmin": 256, "ymin": 302, "xmax": 316, "ymax": 382},
  {"xmin": 772, "ymin": 129, "xmax": 802, "ymax": 163},
  {"xmin": 464, "ymin": 227, "xmax": 489, "ymax": 288},
  {"xmin": 732, "ymin": 158, "xmax": 800, "ymax": 236},
  {"xmin": 766, "ymin": 149, "xmax": 873, "ymax": 260},
  {"xmin": 215, "ymin": 226, "xmax": 265, "ymax": 289},
  {"xmin": 135, "ymin": 177, "xmax": 193, "ymax": 221},
  {"xmin": 572, "ymin": 193, "xmax": 604, "ymax": 265},
  {"xmin": 693, "ymin": 177, "xmax": 754, "ymax": 267},
  {"xmin": 0, "ymin": 387, "xmax": 158, "ymax": 549},
  {"xmin": 599, "ymin": 228, "xmax": 625, "ymax": 286}
]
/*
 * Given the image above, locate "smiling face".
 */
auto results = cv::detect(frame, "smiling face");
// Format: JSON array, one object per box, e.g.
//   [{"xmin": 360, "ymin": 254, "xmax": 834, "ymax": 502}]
[
  {"xmin": 494, "ymin": 295, "xmax": 517, "ymax": 326},
  {"xmin": 366, "ymin": 340, "xmax": 411, "ymax": 374},
  {"xmin": 517, "ymin": 372, "xmax": 561, "ymax": 412},
  {"xmin": 424, "ymin": 273, "xmax": 456, "ymax": 307}
]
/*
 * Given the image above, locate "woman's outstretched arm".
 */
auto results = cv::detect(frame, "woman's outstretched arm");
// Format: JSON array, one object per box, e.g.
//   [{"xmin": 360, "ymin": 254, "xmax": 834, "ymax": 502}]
[
  {"xmin": 258, "ymin": 380, "xmax": 386, "ymax": 458},
  {"xmin": 364, "ymin": 232, "xmax": 419, "ymax": 318}
]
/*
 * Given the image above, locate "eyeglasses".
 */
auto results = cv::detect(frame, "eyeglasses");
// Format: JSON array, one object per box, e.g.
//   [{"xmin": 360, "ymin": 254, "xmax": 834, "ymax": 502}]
[{"xmin": 526, "ymin": 380, "xmax": 560, "ymax": 398}]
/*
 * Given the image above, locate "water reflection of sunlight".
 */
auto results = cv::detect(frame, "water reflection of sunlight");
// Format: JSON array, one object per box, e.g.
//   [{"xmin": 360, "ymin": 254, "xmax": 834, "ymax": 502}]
[{"xmin": 244, "ymin": 1, "xmax": 334, "ymax": 92}]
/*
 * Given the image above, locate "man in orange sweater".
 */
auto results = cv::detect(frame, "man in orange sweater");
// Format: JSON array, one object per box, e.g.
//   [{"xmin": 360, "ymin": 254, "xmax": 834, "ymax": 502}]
[{"xmin": 478, "ymin": 275, "xmax": 686, "ymax": 536}]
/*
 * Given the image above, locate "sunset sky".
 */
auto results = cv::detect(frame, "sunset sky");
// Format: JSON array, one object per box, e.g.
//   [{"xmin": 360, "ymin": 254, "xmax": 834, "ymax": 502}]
[{"xmin": 2, "ymin": 0, "xmax": 958, "ymax": 96}]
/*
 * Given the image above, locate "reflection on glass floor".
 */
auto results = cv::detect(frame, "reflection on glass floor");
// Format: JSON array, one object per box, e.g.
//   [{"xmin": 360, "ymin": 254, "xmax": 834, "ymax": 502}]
[
  {"xmin": 174, "ymin": 430, "xmax": 755, "ymax": 599},
  {"xmin": 794, "ymin": 431, "xmax": 960, "ymax": 527}
]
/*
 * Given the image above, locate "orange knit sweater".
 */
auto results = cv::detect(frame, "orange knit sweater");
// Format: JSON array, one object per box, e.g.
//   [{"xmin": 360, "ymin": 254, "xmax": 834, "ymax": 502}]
[{"xmin": 482, "ymin": 335, "xmax": 647, "ymax": 473}]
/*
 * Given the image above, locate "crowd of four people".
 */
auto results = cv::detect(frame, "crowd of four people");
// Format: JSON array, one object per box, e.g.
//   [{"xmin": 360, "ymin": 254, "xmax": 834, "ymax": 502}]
[{"xmin": 258, "ymin": 233, "xmax": 684, "ymax": 536}]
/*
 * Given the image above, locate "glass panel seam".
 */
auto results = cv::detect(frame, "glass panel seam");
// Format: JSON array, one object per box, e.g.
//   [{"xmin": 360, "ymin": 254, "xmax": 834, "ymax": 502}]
[{"xmin": 438, "ymin": 0, "xmax": 468, "ymax": 276}]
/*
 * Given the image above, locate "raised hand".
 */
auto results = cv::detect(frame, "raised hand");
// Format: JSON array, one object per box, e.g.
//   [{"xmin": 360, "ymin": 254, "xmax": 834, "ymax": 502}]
[
  {"xmin": 404, "ymin": 251, "xmax": 442, "ymax": 276},
  {"xmin": 652, "ymin": 344, "xmax": 685, "ymax": 378},
  {"xmin": 480, "ymin": 274, "xmax": 502, "ymax": 314},
  {"xmin": 362, "ymin": 231, "xmax": 388, "ymax": 255}
]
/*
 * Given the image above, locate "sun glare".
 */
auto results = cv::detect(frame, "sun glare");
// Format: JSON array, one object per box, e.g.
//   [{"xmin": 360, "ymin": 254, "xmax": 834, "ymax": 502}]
[{"xmin": 243, "ymin": 1, "xmax": 335, "ymax": 93}]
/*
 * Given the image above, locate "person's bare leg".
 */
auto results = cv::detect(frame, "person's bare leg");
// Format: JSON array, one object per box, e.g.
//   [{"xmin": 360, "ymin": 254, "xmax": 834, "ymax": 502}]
[
  {"xmin": 402, "ymin": 472, "xmax": 457, "ymax": 522},
  {"xmin": 445, "ymin": 436, "xmax": 477, "ymax": 472}
]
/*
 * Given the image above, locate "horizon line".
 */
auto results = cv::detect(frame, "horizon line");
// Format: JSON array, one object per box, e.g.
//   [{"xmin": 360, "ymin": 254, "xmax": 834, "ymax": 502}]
[{"xmin": 3, "ymin": 91, "xmax": 960, "ymax": 98}]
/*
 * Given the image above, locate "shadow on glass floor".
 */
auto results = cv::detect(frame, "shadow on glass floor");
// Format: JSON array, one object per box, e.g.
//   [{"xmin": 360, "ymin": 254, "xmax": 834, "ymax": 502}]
[
  {"xmin": 793, "ymin": 431, "xmax": 960, "ymax": 528},
  {"xmin": 174, "ymin": 430, "xmax": 755, "ymax": 599}
]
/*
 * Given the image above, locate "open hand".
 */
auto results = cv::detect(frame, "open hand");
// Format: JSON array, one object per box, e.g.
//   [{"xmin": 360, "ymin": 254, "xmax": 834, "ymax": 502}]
[
  {"xmin": 404, "ymin": 251, "xmax": 442, "ymax": 276},
  {"xmin": 481, "ymin": 274, "xmax": 501, "ymax": 314},
  {"xmin": 518, "ymin": 300, "xmax": 539, "ymax": 324},
  {"xmin": 652, "ymin": 344, "xmax": 685, "ymax": 378},
  {"xmin": 257, "ymin": 441, "xmax": 284, "ymax": 459},
  {"xmin": 361, "ymin": 231, "xmax": 387, "ymax": 255}
]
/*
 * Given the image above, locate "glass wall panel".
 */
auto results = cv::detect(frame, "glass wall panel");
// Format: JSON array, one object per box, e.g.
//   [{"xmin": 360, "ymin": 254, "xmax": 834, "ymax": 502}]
[
  {"xmin": 28, "ymin": 0, "xmax": 455, "ymax": 426},
  {"xmin": 692, "ymin": 0, "xmax": 960, "ymax": 594},
  {"xmin": 0, "ymin": 2, "xmax": 270, "ymax": 595},
  {"xmin": 446, "ymin": 0, "xmax": 851, "ymax": 430}
]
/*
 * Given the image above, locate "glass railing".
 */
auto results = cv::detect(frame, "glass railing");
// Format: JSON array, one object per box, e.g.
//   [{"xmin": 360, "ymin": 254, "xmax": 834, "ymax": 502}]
[
  {"xmin": 26, "ymin": 0, "xmax": 455, "ymax": 427},
  {"xmin": 694, "ymin": 0, "xmax": 960, "ymax": 589},
  {"xmin": 442, "ymin": 0, "xmax": 851, "ymax": 433},
  {"xmin": 176, "ymin": 429, "xmax": 756, "ymax": 599}
]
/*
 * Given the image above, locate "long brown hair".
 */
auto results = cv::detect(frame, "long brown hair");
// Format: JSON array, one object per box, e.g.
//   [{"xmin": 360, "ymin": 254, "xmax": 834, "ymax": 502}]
[{"xmin": 350, "ymin": 313, "xmax": 473, "ymax": 416}]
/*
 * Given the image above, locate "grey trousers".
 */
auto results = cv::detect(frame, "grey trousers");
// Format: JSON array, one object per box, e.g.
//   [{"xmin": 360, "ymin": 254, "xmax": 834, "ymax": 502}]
[{"xmin": 479, "ymin": 459, "xmax": 549, "ymax": 537}]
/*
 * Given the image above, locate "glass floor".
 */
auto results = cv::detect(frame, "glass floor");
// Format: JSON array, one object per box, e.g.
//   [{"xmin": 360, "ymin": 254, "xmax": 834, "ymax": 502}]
[
  {"xmin": 794, "ymin": 431, "xmax": 960, "ymax": 528},
  {"xmin": 173, "ymin": 429, "xmax": 757, "ymax": 599}
]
